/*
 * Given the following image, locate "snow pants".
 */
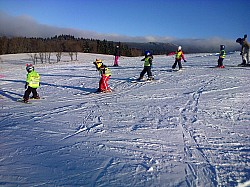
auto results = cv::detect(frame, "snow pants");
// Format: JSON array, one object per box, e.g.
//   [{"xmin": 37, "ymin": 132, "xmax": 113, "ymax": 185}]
[
  {"xmin": 217, "ymin": 58, "xmax": 224, "ymax": 67},
  {"xmin": 114, "ymin": 56, "xmax": 119, "ymax": 66},
  {"xmin": 140, "ymin": 66, "xmax": 152, "ymax": 79},
  {"xmin": 242, "ymin": 48, "xmax": 250, "ymax": 64},
  {"xmin": 172, "ymin": 59, "xmax": 182, "ymax": 69},
  {"xmin": 23, "ymin": 86, "xmax": 39, "ymax": 100},
  {"xmin": 99, "ymin": 75, "xmax": 111, "ymax": 92}
]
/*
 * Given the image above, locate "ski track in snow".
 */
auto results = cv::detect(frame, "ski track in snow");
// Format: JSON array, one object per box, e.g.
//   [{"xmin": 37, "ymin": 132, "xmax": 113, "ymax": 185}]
[{"xmin": 0, "ymin": 53, "xmax": 250, "ymax": 187}]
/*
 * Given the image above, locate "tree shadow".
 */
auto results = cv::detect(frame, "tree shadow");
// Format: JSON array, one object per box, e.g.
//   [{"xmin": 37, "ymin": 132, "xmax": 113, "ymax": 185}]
[{"xmin": 0, "ymin": 89, "xmax": 23, "ymax": 101}]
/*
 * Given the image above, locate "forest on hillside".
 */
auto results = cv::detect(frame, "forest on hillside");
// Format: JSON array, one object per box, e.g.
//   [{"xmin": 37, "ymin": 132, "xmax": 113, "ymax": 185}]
[
  {"xmin": 0, "ymin": 35, "xmax": 241, "ymax": 61},
  {"xmin": 0, "ymin": 35, "xmax": 142, "ymax": 57}
]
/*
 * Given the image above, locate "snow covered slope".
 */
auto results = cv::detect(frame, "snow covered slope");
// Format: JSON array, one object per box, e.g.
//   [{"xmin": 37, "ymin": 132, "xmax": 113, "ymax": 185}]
[{"xmin": 0, "ymin": 52, "xmax": 249, "ymax": 187}]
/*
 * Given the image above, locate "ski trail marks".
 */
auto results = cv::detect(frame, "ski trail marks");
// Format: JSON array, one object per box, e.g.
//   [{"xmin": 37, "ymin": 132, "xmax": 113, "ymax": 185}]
[
  {"xmin": 91, "ymin": 157, "xmax": 114, "ymax": 187},
  {"xmin": 179, "ymin": 78, "xmax": 218, "ymax": 186},
  {"xmin": 61, "ymin": 116, "xmax": 104, "ymax": 140}
]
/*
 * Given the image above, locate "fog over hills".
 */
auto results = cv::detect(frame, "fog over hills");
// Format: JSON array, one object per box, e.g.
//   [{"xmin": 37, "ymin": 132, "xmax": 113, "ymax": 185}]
[{"xmin": 0, "ymin": 11, "xmax": 240, "ymax": 53}]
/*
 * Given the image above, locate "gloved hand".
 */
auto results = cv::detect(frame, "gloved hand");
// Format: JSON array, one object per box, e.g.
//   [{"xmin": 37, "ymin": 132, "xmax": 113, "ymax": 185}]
[
  {"xmin": 25, "ymin": 82, "xmax": 28, "ymax": 89},
  {"xmin": 184, "ymin": 60, "xmax": 187, "ymax": 62},
  {"xmin": 240, "ymin": 52, "xmax": 242, "ymax": 55}
]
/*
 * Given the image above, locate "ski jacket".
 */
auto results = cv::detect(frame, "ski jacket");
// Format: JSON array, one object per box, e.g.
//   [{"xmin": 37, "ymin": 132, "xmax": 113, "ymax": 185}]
[
  {"xmin": 175, "ymin": 50, "xmax": 185, "ymax": 60},
  {"xmin": 114, "ymin": 47, "xmax": 120, "ymax": 57},
  {"xmin": 242, "ymin": 39, "xmax": 250, "ymax": 53},
  {"xmin": 26, "ymin": 70, "xmax": 40, "ymax": 88},
  {"xmin": 141, "ymin": 56, "xmax": 153, "ymax": 67},
  {"xmin": 219, "ymin": 50, "xmax": 226, "ymax": 59}
]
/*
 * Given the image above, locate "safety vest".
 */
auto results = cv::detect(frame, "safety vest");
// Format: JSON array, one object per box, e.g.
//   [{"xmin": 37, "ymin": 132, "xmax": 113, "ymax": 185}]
[
  {"xmin": 176, "ymin": 51, "xmax": 183, "ymax": 60},
  {"xmin": 144, "ymin": 56, "xmax": 152, "ymax": 67},
  {"xmin": 103, "ymin": 67, "xmax": 111, "ymax": 76},
  {"xmin": 26, "ymin": 70, "xmax": 40, "ymax": 88},
  {"xmin": 220, "ymin": 50, "xmax": 226, "ymax": 59},
  {"xmin": 99, "ymin": 65, "xmax": 111, "ymax": 76}
]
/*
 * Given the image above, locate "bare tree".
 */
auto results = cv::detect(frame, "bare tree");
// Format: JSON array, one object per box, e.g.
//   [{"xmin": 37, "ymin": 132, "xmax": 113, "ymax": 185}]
[
  {"xmin": 69, "ymin": 52, "xmax": 74, "ymax": 61},
  {"xmin": 75, "ymin": 52, "xmax": 78, "ymax": 61},
  {"xmin": 45, "ymin": 52, "xmax": 52, "ymax": 63},
  {"xmin": 28, "ymin": 53, "xmax": 38, "ymax": 64},
  {"xmin": 39, "ymin": 52, "xmax": 45, "ymax": 63},
  {"xmin": 56, "ymin": 52, "xmax": 62, "ymax": 63}
]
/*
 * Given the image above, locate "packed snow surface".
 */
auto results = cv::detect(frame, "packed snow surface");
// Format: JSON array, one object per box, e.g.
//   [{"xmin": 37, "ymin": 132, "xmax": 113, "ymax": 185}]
[{"xmin": 0, "ymin": 52, "xmax": 249, "ymax": 187}]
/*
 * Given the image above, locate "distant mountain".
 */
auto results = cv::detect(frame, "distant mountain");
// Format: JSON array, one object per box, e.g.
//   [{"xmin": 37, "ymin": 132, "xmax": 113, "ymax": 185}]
[
  {"xmin": 124, "ymin": 42, "xmax": 178, "ymax": 55},
  {"xmin": 124, "ymin": 39, "xmax": 240, "ymax": 55}
]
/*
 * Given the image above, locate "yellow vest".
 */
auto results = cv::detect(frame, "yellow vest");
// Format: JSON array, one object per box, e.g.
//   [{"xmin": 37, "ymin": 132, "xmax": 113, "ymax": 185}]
[
  {"xmin": 26, "ymin": 70, "xmax": 40, "ymax": 88},
  {"xmin": 104, "ymin": 67, "xmax": 111, "ymax": 76},
  {"xmin": 176, "ymin": 51, "xmax": 183, "ymax": 60},
  {"xmin": 220, "ymin": 50, "xmax": 226, "ymax": 59},
  {"xmin": 144, "ymin": 56, "xmax": 152, "ymax": 66}
]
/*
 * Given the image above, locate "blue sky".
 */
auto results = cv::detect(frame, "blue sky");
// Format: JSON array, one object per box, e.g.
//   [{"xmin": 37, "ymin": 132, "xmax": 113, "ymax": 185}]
[{"xmin": 0, "ymin": 0, "xmax": 249, "ymax": 42}]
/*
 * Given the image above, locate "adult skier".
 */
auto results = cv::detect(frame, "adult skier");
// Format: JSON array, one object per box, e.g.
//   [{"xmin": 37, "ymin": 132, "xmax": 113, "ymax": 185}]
[
  {"xmin": 113, "ymin": 45, "xmax": 120, "ymax": 66},
  {"xmin": 22, "ymin": 64, "xmax": 40, "ymax": 103},
  {"xmin": 217, "ymin": 45, "xmax": 226, "ymax": 68},
  {"xmin": 236, "ymin": 34, "xmax": 250, "ymax": 66},
  {"xmin": 172, "ymin": 46, "xmax": 187, "ymax": 71},
  {"xmin": 137, "ymin": 50, "xmax": 154, "ymax": 81},
  {"xmin": 93, "ymin": 59, "xmax": 112, "ymax": 92}
]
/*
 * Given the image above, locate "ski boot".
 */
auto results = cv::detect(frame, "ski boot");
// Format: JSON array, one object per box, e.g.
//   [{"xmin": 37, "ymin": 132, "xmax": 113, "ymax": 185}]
[
  {"xmin": 147, "ymin": 77, "xmax": 154, "ymax": 81},
  {"xmin": 30, "ymin": 96, "xmax": 40, "ymax": 100}
]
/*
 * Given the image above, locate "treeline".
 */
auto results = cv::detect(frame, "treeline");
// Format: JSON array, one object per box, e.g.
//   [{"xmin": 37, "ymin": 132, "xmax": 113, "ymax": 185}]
[{"xmin": 0, "ymin": 35, "xmax": 142, "ymax": 56}]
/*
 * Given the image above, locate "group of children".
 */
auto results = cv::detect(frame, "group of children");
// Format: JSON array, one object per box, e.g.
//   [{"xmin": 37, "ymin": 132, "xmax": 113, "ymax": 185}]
[
  {"xmin": 21, "ymin": 45, "xmax": 185, "ymax": 102},
  {"xmin": 21, "ymin": 35, "xmax": 250, "ymax": 102},
  {"xmin": 217, "ymin": 34, "xmax": 250, "ymax": 68}
]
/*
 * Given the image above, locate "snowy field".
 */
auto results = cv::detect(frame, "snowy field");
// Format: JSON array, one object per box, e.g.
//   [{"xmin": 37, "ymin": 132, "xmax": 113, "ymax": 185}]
[{"xmin": 0, "ymin": 52, "xmax": 250, "ymax": 187}]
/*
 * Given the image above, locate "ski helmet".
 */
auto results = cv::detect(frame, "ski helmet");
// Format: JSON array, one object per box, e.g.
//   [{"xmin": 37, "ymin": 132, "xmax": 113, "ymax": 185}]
[
  {"xmin": 220, "ymin": 45, "xmax": 225, "ymax": 50},
  {"xmin": 26, "ymin": 64, "xmax": 34, "ymax": 72},
  {"xmin": 95, "ymin": 59, "xmax": 102, "ymax": 63},
  {"xmin": 145, "ymin": 50, "xmax": 151, "ymax": 56},
  {"xmin": 178, "ymin": 46, "xmax": 182, "ymax": 51}
]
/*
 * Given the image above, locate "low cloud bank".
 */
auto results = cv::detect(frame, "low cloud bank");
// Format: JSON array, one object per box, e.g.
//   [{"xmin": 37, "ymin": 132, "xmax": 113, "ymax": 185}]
[{"xmin": 0, "ymin": 11, "xmax": 240, "ymax": 52}]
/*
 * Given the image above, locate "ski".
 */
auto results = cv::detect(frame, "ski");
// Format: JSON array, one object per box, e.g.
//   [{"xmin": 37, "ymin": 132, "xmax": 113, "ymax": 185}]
[
  {"xmin": 86, "ymin": 90, "xmax": 113, "ymax": 95},
  {"xmin": 29, "ymin": 97, "xmax": 46, "ymax": 100},
  {"xmin": 209, "ymin": 66, "xmax": 226, "ymax": 69},
  {"xmin": 171, "ymin": 68, "xmax": 184, "ymax": 72},
  {"xmin": 16, "ymin": 98, "xmax": 32, "ymax": 104},
  {"xmin": 237, "ymin": 64, "xmax": 250, "ymax": 67},
  {"xmin": 130, "ymin": 78, "xmax": 159, "ymax": 83}
]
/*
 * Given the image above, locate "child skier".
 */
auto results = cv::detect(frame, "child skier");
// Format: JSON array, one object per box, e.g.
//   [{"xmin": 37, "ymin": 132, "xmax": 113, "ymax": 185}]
[
  {"xmin": 113, "ymin": 45, "xmax": 121, "ymax": 66},
  {"xmin": 137, "ymin": 50, "xmax": 154, "ymax": 81},
  {"xmin": 217, "ymin": 45, "xmax": 226, "ymax": 68},
  {"xmin": 172, "ymin": 46, "xmax": 187, "ymax": 70},
  {"xmin": 22, "ymin": 64, "xmax": 40, "ymax": 103},
  {"xmin": 93, "ymin": 59, "xmax": 112, "ymax": 92}
]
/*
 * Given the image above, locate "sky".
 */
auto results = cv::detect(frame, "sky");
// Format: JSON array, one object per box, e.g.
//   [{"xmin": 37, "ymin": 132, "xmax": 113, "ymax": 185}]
[{"xmin": 0, "ymin": 0, "xmax": 249, "ymax": 43}]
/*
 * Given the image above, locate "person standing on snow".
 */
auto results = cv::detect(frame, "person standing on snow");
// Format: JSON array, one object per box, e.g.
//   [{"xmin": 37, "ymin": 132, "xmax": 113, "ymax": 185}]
[
  {"xmin": 217, "ymin": 45, "xmax": 226, "ymax": 68},
  {"xmin": 22, "ymin": 64, "xmax": 40, "ymax": 103},
  {"xmin": 236, "ymin": 34, "xmax": 250, "ymax": 66},
  {"xmin": 113, "ymin": 45, "xmax": 121, "ymax": 66},
  {"xmin": 172, "ymin": 46, "xmax": 187, "ymax": 70},
  {"xmin": 93, "ymin": 59, "xmax": 112, "ymax": 92},
  {"xmin": 137, "ymin": 50, "xmax": 154, "ymax": 81}
]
